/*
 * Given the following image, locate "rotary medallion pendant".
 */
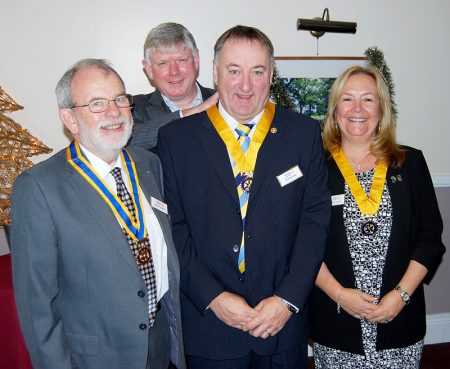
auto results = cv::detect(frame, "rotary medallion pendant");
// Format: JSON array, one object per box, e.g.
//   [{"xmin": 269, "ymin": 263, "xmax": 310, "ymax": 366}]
[
  {"xmin": 240, "ymin": 171, "xmax": 253, "ymax": 194},
  {"xmin": 361, "ymin": 217, "xmax": 378, "ymax": 236},
  {"xmin": 136, "ymin": 239, "xmax": 151, "ymax": 265}
]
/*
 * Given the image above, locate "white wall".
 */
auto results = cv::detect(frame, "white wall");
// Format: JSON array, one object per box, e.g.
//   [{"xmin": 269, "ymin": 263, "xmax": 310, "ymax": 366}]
[{"xmin": 1, "ymin": 0, "xmax": 450, "ymax": 176}]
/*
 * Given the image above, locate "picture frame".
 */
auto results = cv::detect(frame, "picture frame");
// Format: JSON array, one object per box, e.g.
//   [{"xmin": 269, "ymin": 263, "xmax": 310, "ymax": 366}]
[{"xmin": 274, "ymin": 56, "xmax": 367, "ymax": 121}]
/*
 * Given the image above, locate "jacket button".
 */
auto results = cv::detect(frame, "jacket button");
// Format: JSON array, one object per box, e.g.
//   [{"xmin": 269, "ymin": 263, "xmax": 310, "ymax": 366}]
[
  {"xmin": 236, "ymin": 208, "xmax": 241, "ymax": 214},
  {"xmin": 139, "ymin": 323, "xmax": 147, "ymax": 330},
  {"xmin": 137, "ymin": 290, "xmax": 145, "ymax": 298},
  {"xmin": 233, "ymin": 245, "xmax": 239, "ymax": 253}
]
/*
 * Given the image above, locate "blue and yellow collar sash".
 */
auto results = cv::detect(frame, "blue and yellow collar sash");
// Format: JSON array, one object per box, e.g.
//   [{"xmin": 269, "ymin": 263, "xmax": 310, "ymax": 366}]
[{"xmin": 66, "ymin": 140, "xmax": 146, "ymax": 241}]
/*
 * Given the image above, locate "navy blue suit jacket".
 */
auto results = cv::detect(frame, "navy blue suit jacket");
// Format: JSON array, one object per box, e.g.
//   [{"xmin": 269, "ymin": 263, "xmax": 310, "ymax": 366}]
[{"xmin": 158, "ymin": 105, "xmax": 331, "ymax": 360}]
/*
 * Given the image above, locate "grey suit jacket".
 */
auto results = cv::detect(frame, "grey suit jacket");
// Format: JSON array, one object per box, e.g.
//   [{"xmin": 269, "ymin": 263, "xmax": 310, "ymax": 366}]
[
  {"xmin": 128, "ymin": 83, "xmax": 215, "ymax": 152},
  {"xmin": 10, "ymin": 146, "xmax": 185, "ymax": 369}
]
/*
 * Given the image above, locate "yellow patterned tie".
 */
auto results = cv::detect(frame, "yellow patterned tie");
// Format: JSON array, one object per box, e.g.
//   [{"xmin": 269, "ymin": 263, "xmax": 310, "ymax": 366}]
[{"xmin": 234, "ymin": 123, "xmax": 253, "ymax": 273}]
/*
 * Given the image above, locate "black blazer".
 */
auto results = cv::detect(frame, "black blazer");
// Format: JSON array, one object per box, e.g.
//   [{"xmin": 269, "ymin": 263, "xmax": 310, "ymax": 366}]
[
  {"xmin": 158, "ymin": 105, "xmax": 331, "ymax": 360},
  {"xmin": 128, "ymin": 83, "xmax": 215, "ymax": 153},
  {"xmin": 309, "ymin": 147, "xmax": 445, "ymax": 354}
]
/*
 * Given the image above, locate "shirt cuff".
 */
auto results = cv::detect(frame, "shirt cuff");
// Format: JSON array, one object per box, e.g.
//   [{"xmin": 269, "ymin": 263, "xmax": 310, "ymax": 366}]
[{"xmin": 278, "ymin": 296, "xmax": 300, "ymax": 314}]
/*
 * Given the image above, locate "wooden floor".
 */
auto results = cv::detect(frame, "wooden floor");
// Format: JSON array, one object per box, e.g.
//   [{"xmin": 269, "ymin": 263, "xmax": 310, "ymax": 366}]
[{"xmin": 307, "ymin": 342, "xmax": 450, "ymax": 368}]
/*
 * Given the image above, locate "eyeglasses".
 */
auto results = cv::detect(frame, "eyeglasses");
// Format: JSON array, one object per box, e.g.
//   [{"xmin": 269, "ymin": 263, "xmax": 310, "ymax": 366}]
[{"xmin": 70, "ymin": 94, "xmax": 133, "ymax": 113}]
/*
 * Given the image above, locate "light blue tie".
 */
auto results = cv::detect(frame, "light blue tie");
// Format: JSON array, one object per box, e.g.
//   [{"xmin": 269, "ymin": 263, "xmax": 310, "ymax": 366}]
[{"xmin": 234, "ymin": 123, "xmax": 254, "ymax": 273}]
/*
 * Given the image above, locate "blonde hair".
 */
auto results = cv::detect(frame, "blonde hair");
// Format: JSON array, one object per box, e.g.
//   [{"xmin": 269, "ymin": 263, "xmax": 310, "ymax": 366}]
[{"xmin": 322, "ymin": 65, "xmax": 405, "ymax": 167}]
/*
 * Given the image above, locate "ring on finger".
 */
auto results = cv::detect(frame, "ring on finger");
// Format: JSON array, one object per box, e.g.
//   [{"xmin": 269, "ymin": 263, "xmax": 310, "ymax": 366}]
[
  {"xmin": 265, "ymin": 330, "xmax": 271, "ymax": 336},
  {"xmin": 383, "ymin": 317, "xmax": 390, "ymax": 323}
]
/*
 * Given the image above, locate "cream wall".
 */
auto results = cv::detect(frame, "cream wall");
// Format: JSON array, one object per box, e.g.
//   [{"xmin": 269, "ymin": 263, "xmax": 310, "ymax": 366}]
[
  {"xmin": 1, "ymin": 0, "xmax": 449, "ymax": 338},
  {"xmin": 1, "ymin": 0, "xmax": 450, "ymax": 177}
]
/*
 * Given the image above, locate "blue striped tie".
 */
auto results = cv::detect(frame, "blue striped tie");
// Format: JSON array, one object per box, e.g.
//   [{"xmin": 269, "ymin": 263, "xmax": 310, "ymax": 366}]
[{"xmin": 234, "ymin": 123, "xmax": 254, "ymax": 273}]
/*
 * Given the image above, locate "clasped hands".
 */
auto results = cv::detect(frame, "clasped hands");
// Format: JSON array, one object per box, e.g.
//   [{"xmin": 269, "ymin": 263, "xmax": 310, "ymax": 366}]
[
  {"xmin": 209, "ymin": 292, "xmax": 292, "ymax": 339},
  {"xmin": 338, "ymin": 288, "xmax": 406, "ymax": 324}
]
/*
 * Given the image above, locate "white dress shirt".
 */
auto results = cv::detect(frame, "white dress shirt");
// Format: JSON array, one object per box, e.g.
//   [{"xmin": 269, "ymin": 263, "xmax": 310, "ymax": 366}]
[{"xmin": 80, "ymin": 144, "xmax": 168, "ymax": 301}]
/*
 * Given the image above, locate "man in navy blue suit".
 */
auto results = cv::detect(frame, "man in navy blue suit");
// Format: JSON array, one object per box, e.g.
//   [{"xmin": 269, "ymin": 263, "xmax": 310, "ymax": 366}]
[{"xmin": 159, "ymin": 25, "xmax": 331, "ymax": 369}]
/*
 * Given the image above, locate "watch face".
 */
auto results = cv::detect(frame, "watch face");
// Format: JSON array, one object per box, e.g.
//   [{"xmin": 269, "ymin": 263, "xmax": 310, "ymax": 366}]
[
  {"xmin": 401, "ymin": 291, "xmax": 410, "ymax": 304},
  {"xmin": 395, "ymin": 285, "xmax": 410, "ymax": 304}
]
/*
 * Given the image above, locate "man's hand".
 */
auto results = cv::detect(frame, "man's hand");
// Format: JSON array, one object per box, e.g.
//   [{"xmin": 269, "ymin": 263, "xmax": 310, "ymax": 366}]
[
  {"xmin": 242, "ymin": 296, "xmax": 292, "ymax": 339},
  {"xmin": 209, "ymin": 291, "xmax": 257, "ymax": 329},
  {"xmin": 181, "ymin": 92, "xmax": 219, "ymax": 117}
]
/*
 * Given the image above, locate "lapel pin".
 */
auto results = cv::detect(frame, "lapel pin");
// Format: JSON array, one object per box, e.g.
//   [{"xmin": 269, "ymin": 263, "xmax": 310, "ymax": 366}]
[
  {"xmin": 391, "ymin": 174, "xmax": 402, "ymax": 183},
  {"xmin": 270, "ymin": 127, "xmax": 277, "ymax": 134}
]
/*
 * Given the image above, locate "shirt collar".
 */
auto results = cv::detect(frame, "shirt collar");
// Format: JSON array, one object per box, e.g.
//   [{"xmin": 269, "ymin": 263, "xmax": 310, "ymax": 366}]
[
  {"xmin": 161, "ymin": 82, "xmax": 203, "ymax": 112},
  {"xmin": 218, "ymin": 102, "xmax": 264, "ymax": 136},
  {"xmin": 79, "ymin": 143, "xmax": 122, "ymax": 179}
]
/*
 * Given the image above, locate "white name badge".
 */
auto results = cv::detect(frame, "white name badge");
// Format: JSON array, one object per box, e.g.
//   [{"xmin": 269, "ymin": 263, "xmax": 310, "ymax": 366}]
[
  {"xmin": 277, "ymin": 165, "xmax": 303, "ymax": 187},
  {"xmin": 151, "ymin": 197, "xmax": 168, "ymax": 214},
  {"xmin": 331, "ymin": 194, "xmax": 345, "ymax": 206}
]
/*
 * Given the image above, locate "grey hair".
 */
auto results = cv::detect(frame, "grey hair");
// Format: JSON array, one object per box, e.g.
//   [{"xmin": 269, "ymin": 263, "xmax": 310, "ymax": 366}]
[
  {"xmin": 55, "ymin": 58, "xmax": 125, "ymax": 109},
  {"xmin": 213, "ymin": 25, "xmax": 274, "ymax": 65},
  {"xmin": 143, "ymin": 22, "xmax": 198, "ymax": 61}
]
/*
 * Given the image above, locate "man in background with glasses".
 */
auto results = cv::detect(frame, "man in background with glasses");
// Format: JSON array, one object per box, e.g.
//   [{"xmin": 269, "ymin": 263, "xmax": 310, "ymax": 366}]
[
  {"xmin": 128, "ymin": 22, "xmax": 218, "ymax": 154},
  {"xmin": 10, "ymin": 58, "xmax": 185, "ymax": 369}
]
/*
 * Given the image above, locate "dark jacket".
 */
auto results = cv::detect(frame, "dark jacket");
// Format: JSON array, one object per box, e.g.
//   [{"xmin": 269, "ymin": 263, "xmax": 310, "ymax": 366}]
[
  {"xmin": 128, "ymin": 83, "xmax": 215, "ymax": 153},
  {"xmin": 159, "ymin": 106, "xmax": 331, "ymax": 359},
  {"xmin": 309, "ymin": 146, "xmax": 445, "ymax": 354}
]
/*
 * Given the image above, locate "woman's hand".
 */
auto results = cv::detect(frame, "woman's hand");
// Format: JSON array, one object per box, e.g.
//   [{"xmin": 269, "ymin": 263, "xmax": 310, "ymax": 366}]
[
  {"xmin": 364, "ymin": 290, "xmax": 405, "ymax": 324},
  {"xmin": 339, "ymin": 288, "xmax": 379, "ymax": 319}
]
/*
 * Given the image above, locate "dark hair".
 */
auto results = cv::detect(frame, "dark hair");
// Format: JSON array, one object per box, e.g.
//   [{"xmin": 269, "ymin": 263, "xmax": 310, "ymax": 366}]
[{"xmin": 213, "ymin": 25, "xmax": 274, "ymax": 65}]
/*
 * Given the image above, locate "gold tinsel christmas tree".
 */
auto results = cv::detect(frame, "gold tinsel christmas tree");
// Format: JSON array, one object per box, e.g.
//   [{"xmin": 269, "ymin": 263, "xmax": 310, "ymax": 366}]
[{"xmin": 0, "ymin": 87, "xmax": 52, "ymax": 226}]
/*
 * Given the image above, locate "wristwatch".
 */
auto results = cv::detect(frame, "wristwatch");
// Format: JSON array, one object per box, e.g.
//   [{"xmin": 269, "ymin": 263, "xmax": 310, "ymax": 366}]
[{"xmin": 394, "ymin": 284, "xmax": 410, "ymax": 305}]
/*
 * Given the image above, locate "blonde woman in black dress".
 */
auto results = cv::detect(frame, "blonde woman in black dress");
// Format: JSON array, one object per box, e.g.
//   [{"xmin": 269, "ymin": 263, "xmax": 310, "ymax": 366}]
[{"xmin": 309, "ymin": 65, "xmax": 445, "ymax": 368}]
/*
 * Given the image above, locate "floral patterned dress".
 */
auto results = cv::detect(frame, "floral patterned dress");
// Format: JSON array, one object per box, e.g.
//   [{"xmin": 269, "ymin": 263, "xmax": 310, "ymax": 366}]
[{"xmin": 314, "ymin": 169, "xmax": 423, "ymax": 369}]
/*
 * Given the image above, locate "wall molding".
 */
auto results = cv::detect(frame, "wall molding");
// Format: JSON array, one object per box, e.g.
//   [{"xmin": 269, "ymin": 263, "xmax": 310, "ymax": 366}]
[
  {"xmin": 433, "ymin": 175, "xmax": 450, "ymax": 188},
  {"xmin": 425, "ymin": 312, "xmax": 450, "ymax": 344}
]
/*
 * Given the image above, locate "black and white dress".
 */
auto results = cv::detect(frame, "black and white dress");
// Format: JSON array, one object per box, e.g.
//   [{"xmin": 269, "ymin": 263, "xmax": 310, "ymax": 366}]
[{"xmin": 314, "ymin": 169, "xmax": 423, "ymax": 369}]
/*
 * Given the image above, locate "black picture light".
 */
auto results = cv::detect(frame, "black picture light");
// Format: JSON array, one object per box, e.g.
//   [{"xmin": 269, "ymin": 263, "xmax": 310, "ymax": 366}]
[{"xmin": 297, "ymin": 8, "xmax": 357, "ymax": 38}]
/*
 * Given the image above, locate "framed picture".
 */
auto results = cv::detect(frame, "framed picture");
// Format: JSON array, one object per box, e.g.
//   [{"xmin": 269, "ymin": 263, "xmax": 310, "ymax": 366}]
[{"xmin": 275, "ymin": 56, "xmax": 367, "ymax": 121}]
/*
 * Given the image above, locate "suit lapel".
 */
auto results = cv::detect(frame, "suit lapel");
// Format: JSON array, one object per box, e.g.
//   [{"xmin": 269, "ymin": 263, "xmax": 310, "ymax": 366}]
[
  {"xmin": 198, "ymin": 117, "xmax": 239, "ymax": 205},
  {"xmin": 132, "ymin": 153, "xmax": 172, "ymax": 243},
  {"xmin": 65, "ymin": 160, "xmax": 142, "ymax": 277},
  {"xmin": 249, "ymin": 110, "xmax": 285, "ymax": 199},
  {"xmin": 131, "ymin": 152, "xmax": 181, "ymax": 291},
  {"xmin": 148, "ymin": 90, "xmax": 171, "ymax": 115}
]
